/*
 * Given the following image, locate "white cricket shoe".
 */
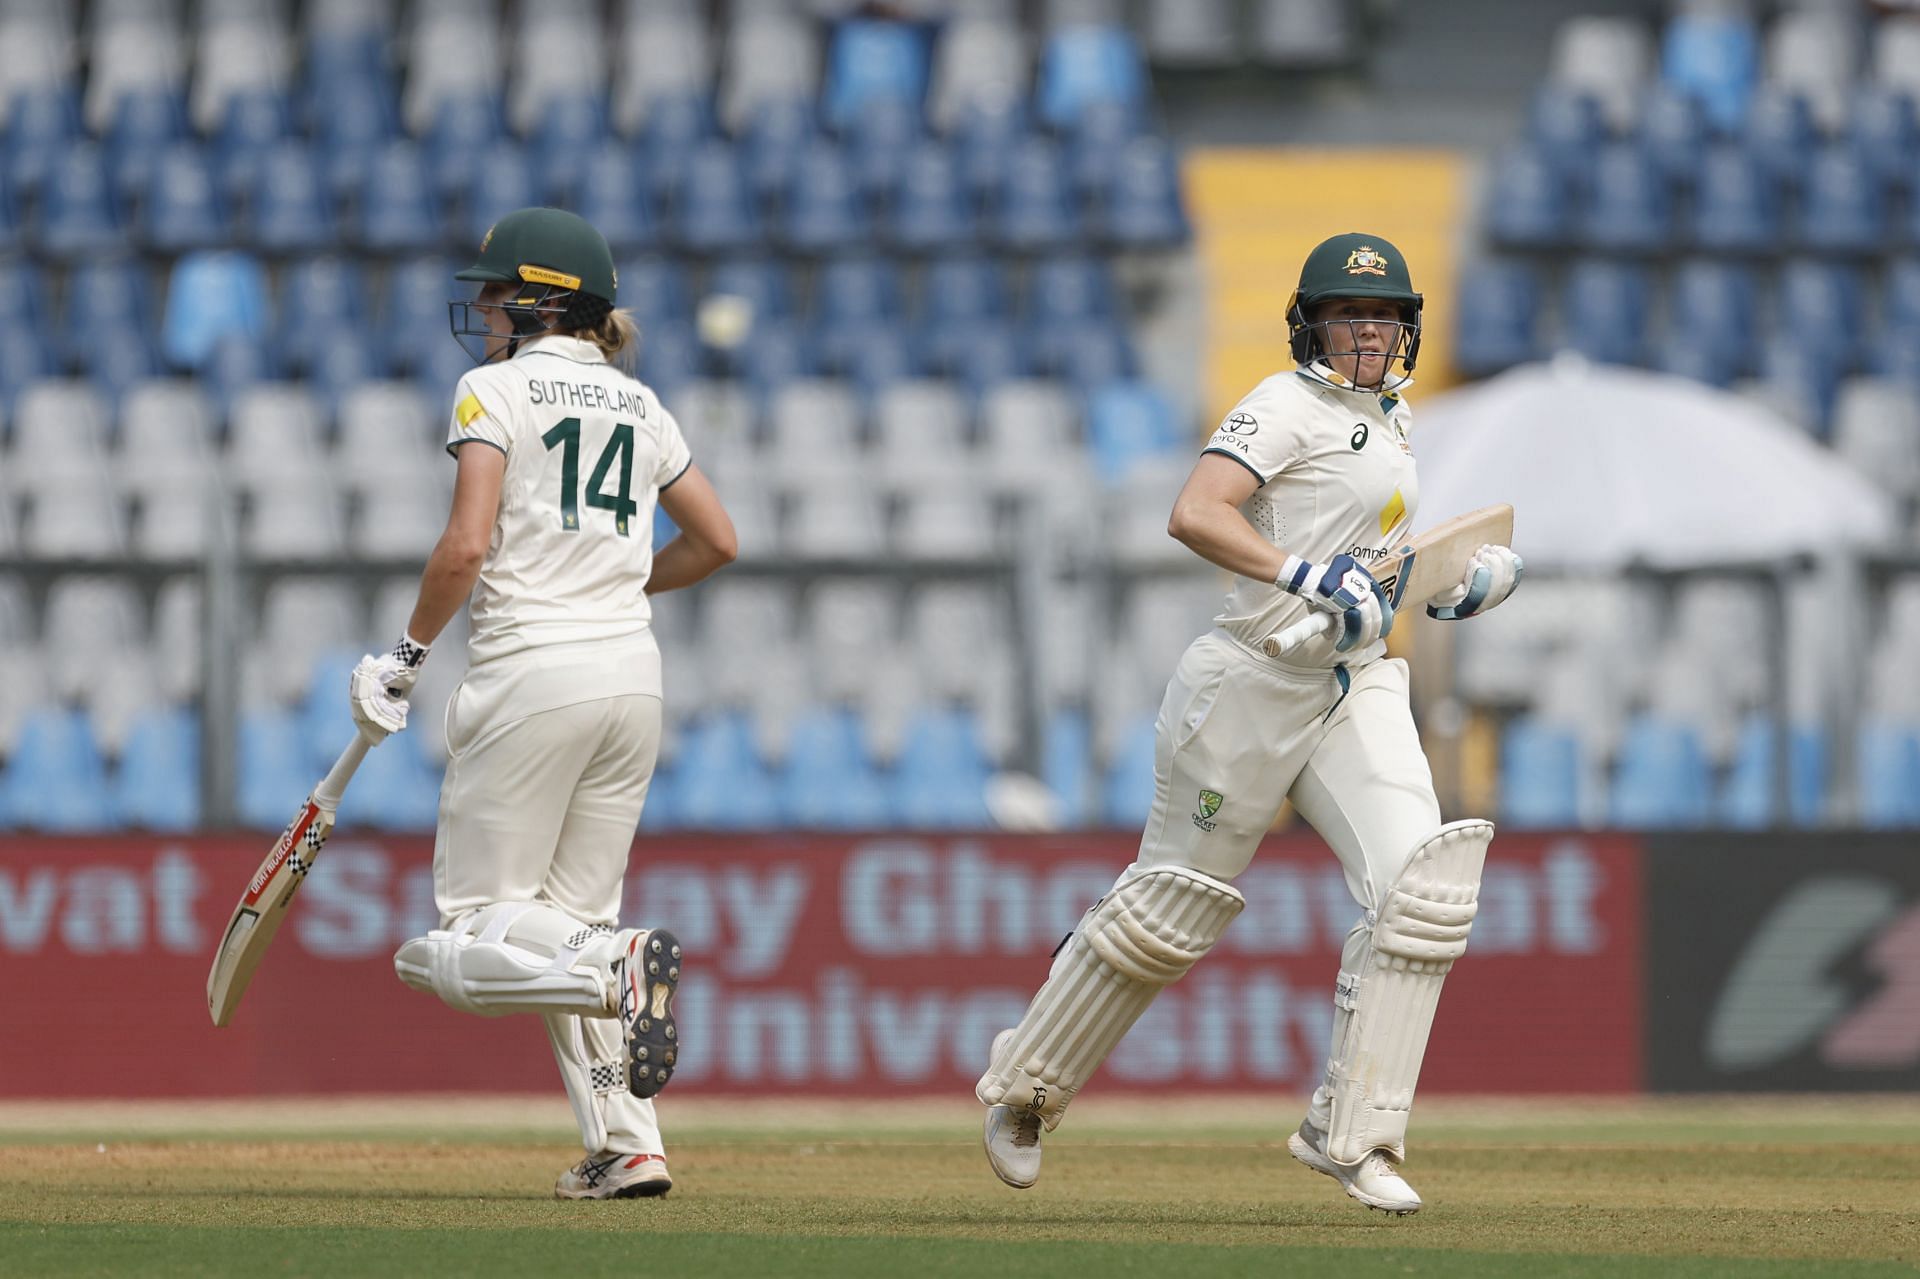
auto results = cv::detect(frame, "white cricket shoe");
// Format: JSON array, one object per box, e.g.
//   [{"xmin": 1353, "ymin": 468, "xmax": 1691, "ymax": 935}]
[
  {"xmin": 554, "ymin": 1151, "xmax": 672, "ymax": 1199},
  {"xmin": 1286, "ymin": 1119, "xmax": 1422, "ymax": 1215},
  {"xmin": 615, "ymin": 929, "xmax": 682, "ymax": 1100},
  {"xmin": 982, "ymin": 1029, "xmax": 1043, "ymax": 1189}
]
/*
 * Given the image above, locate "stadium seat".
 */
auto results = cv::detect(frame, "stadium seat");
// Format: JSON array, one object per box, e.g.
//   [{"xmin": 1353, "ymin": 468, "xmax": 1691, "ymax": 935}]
[
  {"xmin": 1742, "ymin": 90, "xmax": 1820, "ymax": 196},
  {"xmin": 1559, "ymin": 260, "xmax": 1652, "ymax": 367},
  {"xmin": 1664, "ymin": 261, "xmax": 1758, "ymax": 380},
  {"xmin": 612, "ymin": 2, "xmax": 712, "ymax": 136},
  {"xmin": 706, "ymin": 256, "xmax": 794, "ymax": 327},
  {"xmin": 1849, "ymin": 88, "xmax": 1919, "ymax": 196},
  {"xmin": 118, "ymin": 379, "xmax": 217, "ymax": 499},
  {"xmin": 670, "ymin": 711, "xmax": 781, "ymax": 829},
  {"xmin": 1755, "ymin": 336, "xmax": 1844, "ymax": 436},
  {"xmin": 1040, "ymin": 706, "xmax": 1092, "ymax": 826},
  {"xmin": 200, "ymin": 334, "xmax": 274, "ymax": 420},
  {"xmin": 1686, "ymin": 145, "xmax": 1780, "ymax": 254},
  {"xmin": 211, "ymin": 87, "xmax": 293, "ymax": 206},
  {"xmin": 1576, "ymin": 145, "xmax": 1672, "ymax": 255},
  {"xmin": 738, "ymin": 97, "xmax": 818, "ymax": 208},
  {"xmin": 4, "ymin": 86, "xmax": 82, "ymax": 204},
  {"xmin": 844, "ymin": 97, "xmax": 923, "ymax": 204},
  {"xmin": 1719, "ymin": 716, "xmax": 1828, "ymax": 828},
  {"xmin": 0, "ymin": 327, "xmax": 55, "ymax": 421},
  {"xmin": 1499, "ymin": 717, "xmax": 1582, "ymax": 829},
  {"xmin": 103, "ymin": 88, "xmax": 187, "ymax": 207},
  {"xmin": 1037, "ymin": 24, "xmax": 1146, "ymax": 130},
  {"xmin": 1086, "ymin": 379, "xmax": 1178, "ymax": 483},
  {"xmin": 824, "ymin": 17, "xmax": 928, "ymax": 130},
  {"xmin": 1043, "ymin": 323, "xmax": 1135, "ymax": 392},
  {"xmin": 4, "ymin": 709, "xmax": 114, "ymax": 831},
  {"xmin": 306, "ymin": 329, "xmax": 389, "ymax": 421},
  {"xmin": 638, "ymin": 92, "xmax": 720, "ymax": 210},
  {"xmin": 381, "ymin": 254, "xmax": 459, "ymax": 377},
  {"xmin": 1099, "ymin": 136, "xmax": 1189, "ymax": 248},
  {"xmin": 573, "ymin": 143, "xmax": 659, "ymax": 255},
  {"xmin": 37, "ymin": 144, "xmax": 121, "ymax": 259},
  {"xmin": 1453, "ymin": 258, "xmax": 1543, "ymax": 378},
  {"xmin": 994, "ymin": 136, "xmax": 1080, "ymax": 251},
  {"xmin": 1484, "ymin": 145, "xmax": 1572, "ymax": 251},
  {"xmin": 114, "ymin": 707, "xmax": 200, "ymax": 831},
  {"xmin": 1777, "ymin": 261, "xmax": 1864, "ymax": 356},
  {"xmin": 1548, "ymin": 15, "xmax": 1652, "ymax": 132},
  {"xmin": 1099, "ymin": 712, "xmax": 1156, "ymax": 829},
  {"xmin": 142, "ymin": 144, "xmax": 227, "ymax": 253},
  {"xmin": 1610, "ymin": 715, "xmax": 1712, "ymax": 828},
  {"xmin": 782, "ymin": 140, "xmax": 871, "ymax": 254},
  {"xmin": 317, "ymin": 79, "xmax": 399, "ymax": 206},
  {"xmin": 1066, "ymin": 97, "xmax": 1145, "ymax": 205},
  {"xmin": 1660, "ymin": 7, "xmax": 1758, "ymax": 134},
  {"xmin": 923, "ymin": 255, "xmax": 1010, "ymax": 327},
  {"xmin": 460, "ymin": 139, "xmax": 534, "ymax": 248},
  {"xmin": 1635, "ymin": 87, "xmax": 1709, "ymax": 192},
  {"xmin": 247, "ymin": 143, "xmax": 335, "ymax": 253},
  {"xmin": 1764, "ymin": 8, "xmax": 1857, "ymax": 134},
  {"xmin": 1795, "ymin": 144, "xmax": 1887, "ymax": 255},
  {"xmin": 81, "ymin": 329, "xmax": 160, "ymax": 413},
  {"xmin": 776, "ymin": 706, "xmax": 892, "ymax": 829},
  {"xmin": 528, "ymin": 92, "xmax": 611, "ymax": 204},
  {"xmin": 60, "ymin": 259, "xmax": 153, "ymax": 370},
  {"xmin": 1525, "ymin": 87, "xmax": 1607, "ymax": 179},
  {"xmin": 730, "ymin": 319, "xmax": 816, "ymax": 399},
  {"xmin": 928, "ymin": 10, "xmax": 1027, "ymax": 130},
  {"xmin": 893, "ymin": 705, "xmax": 994, "ymax": 828},
  {"xmin": 935, "ymin": 323, "xmax": 1029, "ymax": 400},
  {"xmin": 721, "ymin": 5, "xmax": 818, "ymax": 134},
  {"xmin": 635, "ymin": 320, "xmax": 704, "ymax": 401},
  {"xmin": 161, "ymin": 250, "xmax": 267, "ymax": 371},
  {"xmin": 236, "ymin": 706, "xmax": 320, "ymax": 829},
  {"xmin": 191, "ymin": 9, "xmax": 290, "ymax": 135},
  {"xmin": 674, "ymin": 142, "xmax": 760, "ymax": 255},
  {"xmin": 422, "ymin": 90, "xmax": 505, "ymax": 208},
  {"xmin": 1858, "ymin": 721, "xmax": 1920, "ymax": 827},
  {"xmin": 353, "ymin": 142, "xmax": 439, "ymax": 253},
  {"xmin": 952, "ymin": 99, "xmax": 1031, "ymax": 202},
  {"xmin": 272, "ymin": 257, "xmax": 365, "ymax": 376},
  {"xmin": 817, "ymin": 254, "xmax": 905, "ymax": 332},
  {"xmin": 0, "ymin": 166, "xmax": 18, "ymax": 252}
]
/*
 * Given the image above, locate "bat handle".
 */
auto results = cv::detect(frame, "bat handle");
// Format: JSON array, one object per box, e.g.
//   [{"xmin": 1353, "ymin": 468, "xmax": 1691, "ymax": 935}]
[
  {"xmin": 312, "ymin": 738, "xmax": 372, "ymax": 816},
  {"xmin": 1260, "ymin": 611, "xmax": 1336, "ymax": 658}
]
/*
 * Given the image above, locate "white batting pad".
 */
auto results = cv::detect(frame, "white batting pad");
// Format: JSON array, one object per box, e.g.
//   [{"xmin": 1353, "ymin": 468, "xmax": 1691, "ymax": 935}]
[
  {"xmin": 976, "ymin": 865, "xmax": 1244, "ymax": 1128},
  {"xmin": 1324, "ymin": 819, "xmax": 1493, "ymax": 1165},
  {"xmin": 545, "ymin": 1012, "xmax": 662, "ymax": 1155},
  {"xmin": 393, "ymin": 901, "xmax": 623, "ymax": 1018}
]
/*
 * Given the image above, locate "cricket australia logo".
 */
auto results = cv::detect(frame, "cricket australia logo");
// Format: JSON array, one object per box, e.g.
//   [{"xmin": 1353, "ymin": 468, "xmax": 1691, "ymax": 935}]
[{"xmin": 1192, "ymin": 789, "xmax": 1223, "ymax": 832}]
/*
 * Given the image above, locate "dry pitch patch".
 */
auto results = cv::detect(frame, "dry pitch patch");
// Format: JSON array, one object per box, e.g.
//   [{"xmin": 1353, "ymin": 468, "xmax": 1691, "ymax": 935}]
[{"xmin": 2, "ymin": 1096, "xmax": 1917, "ymax": 1278}]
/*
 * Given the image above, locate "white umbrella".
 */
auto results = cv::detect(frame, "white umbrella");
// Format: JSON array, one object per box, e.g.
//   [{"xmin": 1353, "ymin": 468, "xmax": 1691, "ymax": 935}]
[{"xmin": 1412, "ymin": 357, "xmax": 1899, "ymax": 569}]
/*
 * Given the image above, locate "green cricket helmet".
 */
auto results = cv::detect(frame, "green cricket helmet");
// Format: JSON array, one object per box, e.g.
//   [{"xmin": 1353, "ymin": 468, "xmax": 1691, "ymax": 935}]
[
  {"xmin": 448, "ymin": 207, "xmax": 619, "ymax": 363},
  {"xmin": 1286, "ymin": 232, "xmax": 1423, "ymax": 389}
]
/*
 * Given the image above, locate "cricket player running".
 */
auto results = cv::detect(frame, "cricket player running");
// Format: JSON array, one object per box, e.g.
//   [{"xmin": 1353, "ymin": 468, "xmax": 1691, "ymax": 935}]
[
  {"xmin": 351, "ymin": 208, "xmax": 737, "ymax": 1199},
  {"xmin": 977, "ymin": 234, "xmax": 1521, "ymax": 1213}
]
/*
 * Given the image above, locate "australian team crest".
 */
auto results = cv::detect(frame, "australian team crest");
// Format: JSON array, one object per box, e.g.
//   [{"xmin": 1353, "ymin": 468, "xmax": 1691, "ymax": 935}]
[
  {"xmin": 1193, "ymin": 789, "xmax": 1224, "ymax": 832},
  {"xmin": 1345, "ymin": 245, "xmax": 1389, "ymax": 276}
]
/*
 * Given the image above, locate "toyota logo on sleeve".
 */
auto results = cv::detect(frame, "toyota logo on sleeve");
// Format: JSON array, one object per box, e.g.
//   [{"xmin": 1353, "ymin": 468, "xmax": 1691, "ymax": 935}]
[{"xmin": 1223, "ymin": 413, "xmax": 1257, "ymax": 435}]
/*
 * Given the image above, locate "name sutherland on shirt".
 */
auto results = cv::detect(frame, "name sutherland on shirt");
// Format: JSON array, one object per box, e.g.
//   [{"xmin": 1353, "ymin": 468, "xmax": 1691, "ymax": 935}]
[{"xmin": 527, "ymin": 379, "xmax": 650, "ymax": 416}]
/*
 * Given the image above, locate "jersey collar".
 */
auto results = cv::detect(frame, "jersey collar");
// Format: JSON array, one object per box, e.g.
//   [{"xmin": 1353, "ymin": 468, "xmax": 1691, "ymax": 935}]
[
  {"xmin": 1295, "ymin": 358, "xmax": 1414, "ymax": 402},
  {"xmin": 513, "ymin": 332, "xmax": 607, "ymax": 364}
]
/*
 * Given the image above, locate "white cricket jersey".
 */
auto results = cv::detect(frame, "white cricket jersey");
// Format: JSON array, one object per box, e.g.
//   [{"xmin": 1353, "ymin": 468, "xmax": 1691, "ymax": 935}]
[
  {"xmin": 445, "ymin": 333, "xmax": 691, "ymax": 681},
  {"xmin": 1201, "ymin": 360, "xmax": 1420, "ymax": 668}
]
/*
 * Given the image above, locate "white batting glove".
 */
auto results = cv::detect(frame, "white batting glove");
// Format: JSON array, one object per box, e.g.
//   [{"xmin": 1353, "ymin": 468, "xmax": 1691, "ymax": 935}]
[
  {"xmin": 1276, "ymin": 553, "xmax": 1395, "ymax": 653},
  {"xmin": 1428, "ymin": 544, "xmax": 1523, "ymax": 621},
  {"xmin": 348, "ymin": 634, "xmax": 430, "ymax": 746}
]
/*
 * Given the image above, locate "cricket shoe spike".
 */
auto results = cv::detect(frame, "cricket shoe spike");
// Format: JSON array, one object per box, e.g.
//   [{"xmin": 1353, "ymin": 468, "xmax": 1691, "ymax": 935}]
[
  {"xmin": 982, "ymin": 1029, "xmax": 1043, "ymax": 1189},
  {"xmin": 1287, "ymin": 1119, "xmax": 1422, "ymax": 1215},
  {"xmin": 554, "ymin": 1150, "xmax": 672, "ymax": 1199},
  {"xmin": 616, "ymin": 929, "xmax": 682, "ymax": 1100}
]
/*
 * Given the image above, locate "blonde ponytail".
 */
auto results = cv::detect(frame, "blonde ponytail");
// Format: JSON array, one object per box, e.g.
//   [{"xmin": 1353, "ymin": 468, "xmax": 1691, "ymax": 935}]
[{"xmin": 572, "ymin": 306, "xmax": 641, "ymax": 370}]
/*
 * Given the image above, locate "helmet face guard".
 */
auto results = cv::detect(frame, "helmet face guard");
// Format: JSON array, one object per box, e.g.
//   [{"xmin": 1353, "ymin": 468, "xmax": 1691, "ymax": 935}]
[
  {"xmin": 447, "ymin": 278, "xmax": 613, "ymax": 365},
  {"xmin": 1287, "ymin": 298, "xmax": 1423, "ymax": 392}
]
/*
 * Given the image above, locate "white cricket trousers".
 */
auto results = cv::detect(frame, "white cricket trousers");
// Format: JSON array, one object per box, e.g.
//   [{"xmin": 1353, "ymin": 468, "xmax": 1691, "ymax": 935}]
[{"xmin": 436, "ymin": 651, "xmax": 664, "ymax": 1156}]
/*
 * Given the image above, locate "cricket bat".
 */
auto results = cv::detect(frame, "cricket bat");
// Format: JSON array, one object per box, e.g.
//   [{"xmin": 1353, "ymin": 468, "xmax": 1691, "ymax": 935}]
[
  {"xmin": 1261, "ymin": 503, "xmax": 1515, "ymax": 658},
  {"xmin": 206, "ymin": 737, "xmax": 371, "ymax": 1026}
]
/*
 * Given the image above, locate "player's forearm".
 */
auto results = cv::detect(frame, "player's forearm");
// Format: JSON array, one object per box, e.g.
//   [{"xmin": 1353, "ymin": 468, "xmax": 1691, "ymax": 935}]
[
  {"xmin": 646, "ymin": 535, "xmax": 735, "ymax": 595},
  {"xmin": 1167, "ymin": 498, "xmax": 1288, "ymax": 582},
  {"xmin": 405, "ymin": 540, "xmax": 485, "ymax": 645}
]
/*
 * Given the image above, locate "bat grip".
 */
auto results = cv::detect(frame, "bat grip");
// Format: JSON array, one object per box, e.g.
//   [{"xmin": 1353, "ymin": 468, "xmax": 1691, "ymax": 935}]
[
  {"xmin": 1260, "ymin": 610, "xmax": 1336, "ymax": 658},
  {"xmin": 312, "ymin": 738, "xmax": 372, "ymax": 815}
]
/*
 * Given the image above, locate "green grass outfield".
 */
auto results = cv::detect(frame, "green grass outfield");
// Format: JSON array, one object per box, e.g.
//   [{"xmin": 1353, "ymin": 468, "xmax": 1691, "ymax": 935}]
[{"xmin": 3, "ymin": 1096, "xmax": 1917, "ymax": 1278}]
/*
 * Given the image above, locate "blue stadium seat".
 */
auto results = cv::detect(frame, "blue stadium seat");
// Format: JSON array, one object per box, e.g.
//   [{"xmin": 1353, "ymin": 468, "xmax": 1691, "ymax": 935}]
[
  {"xmin": 317, "ymin": 81, "xmax": 400, "ymax": 206},
  {"xmin": 354, "ymin": 142, "xmax": 440, "ymax": 253},
  {"xmin": 248, "ymin": 143, "xmax": 336, "ymax": 253},
  {"xmin": 61, "ymin": 259, "xmax": 152, "ymax": 369},
  {"xmin": 345, "ymin": 733, "xmax": 442, "ymax": 831},
  {"xmin": 733, "ymin": 318, "xmax": 817, "ymax": 399},
  {"xmin": 418, "ymin": 332, "xmax": 477, "ymax": 402},
  {"xmin": 636, "ymin": 320, "xmax": 704, "ymax": 400},
  {"xmin": 893, "ymin": 706, "xmax": 993, "ymax": 828},
  {"xmin": 843, "ymin": 96, "xmax": 923, "ymax": 204},
  {"xmin": 143, "ymin": 143, "xmax": 228, "ymax": 252},
  {"xmin": 529, "ymin": 93, "xmax": 612, "ymax": 204},
  {"xmin": 308, "ymin": 329, "xmax": 389, "ymax": 419},
  {"xmin": 994, "ymin": 136, "xmax": 1080, "ymax": 251},
  {"xmin": 1030, "ymin": 255, "xmax": 1118, "ymax": 325},
  {"xmin": 1576, "ymin": 145, "xmax": 1672, "ymax": 255},
  {"xmin": 1796, "ymin": 145, "xmax": 1887, "ymax": 255},
  {"xmin": 82, "ymin": 330, "xmax": 159, "ymax": 412},
  {"xmin": 952, "ymin": 99, "xmax": 1030, "ymax": 201},
  {"xmin": 1453, "ymin": 258, "xmax": 1543, "ymax": 378},
  {"xmin": 776, "ymin": 706, "xmax": 893, "ymax": 828},
  {"xmin": 104, "ymin": 88, "xmax": 188, "ymax": 204},
  {"xmin": 237, "ymin": 706, "xmax": 320, "ymax": 829},
  {"xmin": 1609, "ymin": 715, "xmax": 1712, "ymax": 828},
  {"xmin": 1526, "ymin": 87, "xmax": 1607, "ymax": 179},
  {"xmin": 202, "ymin": 333, "xmax": 275, "ymax": 419},
  {"xmin": 1742, "ymin": 91, "xmax": 1819, "ymax": 196},
  {"xmin": 1484, "ymin": 145, "xmax": 1572, "ymax": 251},
  {"xmin": 616, "ymin": 255, "xmax": 692, "ymax": 327},
  {"xmin": 923, "ymin": 255, "xmax": 1010, "ymax": 326},
  {"xmin": 842, "ymin": 325, "xmax": 918, "ymax": 398},
  {"xmin": 674, "ymin": 142, "xmax": 760, "ymax": 255},
  {"xmin": 929, "ymin": 323, "xmax": 1027, "ymax": 399},
  {"xmin": 1850, "ymin": 88, "xmax": 1919, "ymax": 197},
  {"xmin": 5, "ymin": 86, "xmax": 83, "ymax": 203},
  {"xmin": 818, "ymin": 254, "xmax": 906, "ymax": 329},
  {"xmin": 423, "ymin": 91, "xmax": 506, "ymax": 208},
  {"xmin": 1065, "ymin": 99, "xmax": 1145, "ymax": 206},
  {"xmin": 1660, "ymin": 8, "xmax": 1758, "ymax": 134},
  {"xmin": 162, "ymin": 250, "xmax": 268, "ymax": 371},
  {"xmin": 0, "ymin": 164, "xmax": 17, "ymax": 252},
  {"xmin": 1560, "ymin": 260, "xmax": 1652, "ymax": 367},
  {"xmin": 882, "ymin": 153, "xmax": 974, "ymax": 251},
  {"xmin": 670, "ymin": 712, "xmax": 781, "ymax": 829},
  {"xmin": 707, "ymin": 256, "xmax": 793, "ymax": 324},
  {"xmin": 0, "ymin": 259, "xmax": 49, "ymax": 331},
  {"xmin": 639, "ymin": 761, "xmax": 678, "ymax": 829},
  {"xmin": 1756, "ymin": 335, "xmax": 1843, "ymax": 435},
  {"xmin": 1686, "ymin": 145, "xmax": 1780, "ymax": 253},
  {"xmin": 115, "ymin": 708, "xmax": 200, "ymax": 832},
  {"xmin": 824, "ymin": 17, "xmax": 929, "ymax": 130},
  {"xmin": 1636, "ymin": 87, "xmax": 1710, "ymax": 192},
  {"xmin": 1044, "ymin": 323, "xmax": 1135, "ymax": 392},
  {"xmin": 212, "ymin": 88, "xmax": 294, "ymax": 206},
  {"xmin": 1100, "ymin": 714, "xmax": 1157, "ymax": 829},
  {"xmin": 0, "ymin": 326, "xmax": 55, "ymax": 421},
  {"xmin": 1858, "ymin": 722, "xmax": 1920, "ymax": 827},
  {"xmin": 1087, "ymin": 379, "xmax": 1179, "ymax": 482},
  {"xmin": 37, "ymin": 144, "xmax": 121, "ymax": 259},
  {"xmin": 1499, "ymin": 717, "xmax": 1581, "ymax": 829},
  {"xmin": 639, "ymin": 92, "xmax": 720, "ymax": 210},
  {"xmin": 1777, "ymin": 261, "xmax": 1864, "ymax": 354},
  {"xmin": 1038, "ymin": 25, "xmax": 1147, "ymax": 130},
  {"xmin": 574, "ymin": 143, "xmax": 659, "ymax": 254},
  {"xmin": 1719, "ymin": 716, "xmax": 1828, "ymax": 828},
  {"xmin": 4, "ymin": 710, "xmax": 114, "ymax": 832},
  {"xmin": 782, "ymin": 140, "xmax": 870, "ymax": 254},
  {"xmin": 383, "ymin": 254, "xmax": 459, "ymax": 376},
  {"xmin": 1042, "ymin": 707, "xmax": 1092, "ymax": 827},
  {"xmin": 1664, "ymin": 261, "xmax": 1758, "ymax": 380},
  {"xmin": 1100, "ymin": 136, "xmax": 1189, "ymax": 248},
  {"xmin": 739, "ymin": 97, "xmax": 818, "ymax": 207},
  {"xmin": 462, "ymin": 139, "xmax": 534, "ymax": 247},
  {"xmin": 305, "ymin": 27, "xmax": 392, "ymax": 127},
  {"xmin": 274, "ymin": 257, "xmax": 366, "ymax": 375}
]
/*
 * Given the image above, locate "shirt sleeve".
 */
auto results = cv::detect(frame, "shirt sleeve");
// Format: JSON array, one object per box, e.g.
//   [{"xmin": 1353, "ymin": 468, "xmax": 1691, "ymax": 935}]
[
  {"xmin": 445, "ymin": 371, "xmax": 512, "ymax": 457},
  {"xmin": 1199, "ymin": 384, "xmax": 1301, "ymax": 485},
  {"xmin": 653, "ymin": 402, "xmax": 693, "ymax": 489}
]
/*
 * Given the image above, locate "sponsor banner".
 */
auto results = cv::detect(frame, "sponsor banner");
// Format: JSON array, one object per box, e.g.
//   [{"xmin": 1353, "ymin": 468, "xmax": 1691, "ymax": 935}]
[
  {"xmin": 1647, "ymin": 834, "xmax": 1920, "ymax": 1091},
  {"xmin": 0, "ymin": 832, "xmax": 1641, "ymax": 1098}
]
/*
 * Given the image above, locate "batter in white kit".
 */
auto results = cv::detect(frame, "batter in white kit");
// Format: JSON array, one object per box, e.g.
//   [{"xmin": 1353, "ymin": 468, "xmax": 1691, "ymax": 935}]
[{"xmin": 976, "ymin": 233, "xmax": 1524, "ymax": 1213}]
